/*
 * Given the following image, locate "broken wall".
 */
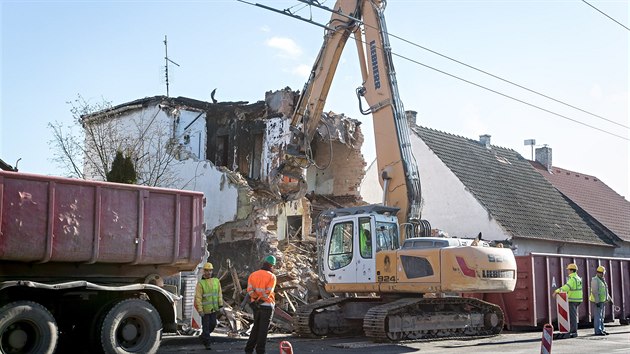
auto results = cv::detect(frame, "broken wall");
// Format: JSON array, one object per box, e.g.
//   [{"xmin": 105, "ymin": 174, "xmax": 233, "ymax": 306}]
[{"xmin": 306, "ymin": 112, "xmax": 366, "ymax": 197}]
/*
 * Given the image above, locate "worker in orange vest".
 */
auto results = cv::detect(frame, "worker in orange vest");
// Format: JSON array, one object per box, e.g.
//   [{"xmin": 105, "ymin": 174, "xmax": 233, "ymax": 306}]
[
  {"xmin": 195, "ymin": 262, "xmax": 223, "ymax": 350},
  {"xmin": 244, "ymin": 255, "xmax": 277, "ymax": 354}
]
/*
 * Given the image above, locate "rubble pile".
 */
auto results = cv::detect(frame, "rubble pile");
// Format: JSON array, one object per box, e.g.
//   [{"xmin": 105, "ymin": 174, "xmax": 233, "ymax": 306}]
[{"xmin": 210, "ymin": 239, "xmax": 321, "ymax": 336}]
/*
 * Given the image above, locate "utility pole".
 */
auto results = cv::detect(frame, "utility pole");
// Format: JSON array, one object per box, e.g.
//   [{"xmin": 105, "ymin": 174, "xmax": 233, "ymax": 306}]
[{"xmin": 164, "ymin": 35, "xmax": 180, "ymax": 97}]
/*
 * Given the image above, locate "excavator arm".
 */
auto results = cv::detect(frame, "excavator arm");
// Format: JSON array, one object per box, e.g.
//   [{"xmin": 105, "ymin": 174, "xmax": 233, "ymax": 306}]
[{"xmin": 277, "ymin": 0, "xmax": 422, "ymax": 237}]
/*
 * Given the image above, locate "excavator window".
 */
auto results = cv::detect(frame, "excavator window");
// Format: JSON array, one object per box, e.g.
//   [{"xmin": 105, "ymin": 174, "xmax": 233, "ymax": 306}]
[
  {"xmin": 359, "ymin": 217, "xmax": 372, "ymax": 259},
  {"xmin": 375, "ymin": 222, "xmax": 399, "ymax": 252},
  {"xmin": 328, "ymin": 221, "xmax": 354, "ymax": 270}
]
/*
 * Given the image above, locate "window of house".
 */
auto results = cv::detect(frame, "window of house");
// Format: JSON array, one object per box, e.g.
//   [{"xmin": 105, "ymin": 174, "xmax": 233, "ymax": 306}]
[
  {"xmin": 249, "ymin": 133, "xmax": 263, "ymax": 180},
  {"xmin": 216, "ymin": 135, "xmax": 229, "ymax": 167}
]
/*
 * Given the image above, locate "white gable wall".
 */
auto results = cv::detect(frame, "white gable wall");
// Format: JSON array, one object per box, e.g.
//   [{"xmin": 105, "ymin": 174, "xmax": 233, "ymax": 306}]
[
  {"xmin": 360, "ymin": 159, "xmax": 383, "ymax": 204},
  {"xmin": 410, "ymin": 134, "xmax": 509, "ymax": 242}
]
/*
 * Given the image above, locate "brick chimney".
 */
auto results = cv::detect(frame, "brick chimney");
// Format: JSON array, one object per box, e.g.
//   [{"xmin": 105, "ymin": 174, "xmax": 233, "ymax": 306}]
[
  {"xmin": 405, "ymin": 110, "xmax": 417, "ymax": 127},
  {"xmin": 479, "ymin": 134, "xmax": 491, "ymax": 149},
  {"xmin": 535, "ymin": 145, "xmax": 552, "ymax": 172}
]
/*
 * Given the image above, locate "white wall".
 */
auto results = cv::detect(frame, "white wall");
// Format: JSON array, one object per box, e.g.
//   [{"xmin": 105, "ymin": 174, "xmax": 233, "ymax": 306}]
[
  {"xmin": 360, "ymin": 159, "xmax": 383, "ymax": 204},
  {"xmin": 409, "ymin": 134, "xmax": 509, "ymax": 241},
  {"xmin": 176, "ymin": 160, "xmax": 239, "ymax": 231}
]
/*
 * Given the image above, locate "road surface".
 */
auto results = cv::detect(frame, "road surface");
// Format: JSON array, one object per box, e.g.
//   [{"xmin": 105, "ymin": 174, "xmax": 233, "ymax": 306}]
[{"xmin": 158, "ymin": 322, "xmax": 629, "ymax": 353}]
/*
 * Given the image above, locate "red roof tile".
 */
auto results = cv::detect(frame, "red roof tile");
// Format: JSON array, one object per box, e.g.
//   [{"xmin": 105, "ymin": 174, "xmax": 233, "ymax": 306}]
[{"xmin": 531, "ymin": 162, "xmax": 630, "ymax": 242}]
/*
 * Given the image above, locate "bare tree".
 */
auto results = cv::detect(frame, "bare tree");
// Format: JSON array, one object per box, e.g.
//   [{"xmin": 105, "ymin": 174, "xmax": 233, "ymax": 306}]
[{"xmin": 48, "ymin": 94, "xmax": 182, "ymax": 187}]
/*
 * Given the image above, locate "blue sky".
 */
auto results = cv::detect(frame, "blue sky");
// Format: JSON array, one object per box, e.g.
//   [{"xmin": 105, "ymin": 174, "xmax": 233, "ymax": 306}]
[{"xmin": 1, "ymin": 0, "xmax": 628, "ymax": 197}]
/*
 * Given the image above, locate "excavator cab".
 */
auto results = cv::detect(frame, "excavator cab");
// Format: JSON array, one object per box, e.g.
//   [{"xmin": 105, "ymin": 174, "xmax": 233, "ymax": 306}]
[{"xmin": 317, "ymin": 205, "xmax": 400, "ymax": 293}]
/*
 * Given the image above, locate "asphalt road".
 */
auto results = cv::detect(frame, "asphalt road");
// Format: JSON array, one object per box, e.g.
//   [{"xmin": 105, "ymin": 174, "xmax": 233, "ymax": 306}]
[{"xmin": 158, "ymin": 322, "xmax": 630, "ymax": 354}]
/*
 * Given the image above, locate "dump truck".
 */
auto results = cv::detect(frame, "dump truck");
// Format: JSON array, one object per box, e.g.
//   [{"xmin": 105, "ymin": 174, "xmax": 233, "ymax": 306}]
[{"xmin": 0, "ymin": 170, "xmax": 206, "ymax": 353}]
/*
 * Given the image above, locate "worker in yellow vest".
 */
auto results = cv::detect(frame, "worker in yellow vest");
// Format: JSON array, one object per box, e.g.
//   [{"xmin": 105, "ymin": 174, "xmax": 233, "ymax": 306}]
[
  {"xmin": 554, "ymin": 263, "xmax": 583, "ymax": 338},
  {"xmin": 590, "ymin": 265, "xmax": 611, "ymax": 336},
  {"xmin": 195, "ymin": 262, "xmax": 223, "ymax": 350}
]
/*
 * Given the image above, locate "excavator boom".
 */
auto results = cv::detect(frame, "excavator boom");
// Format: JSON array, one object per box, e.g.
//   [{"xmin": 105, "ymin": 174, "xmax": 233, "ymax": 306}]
[{"xmin": 277, "ymin": 0, "xmax": 422, "ymax": 238}]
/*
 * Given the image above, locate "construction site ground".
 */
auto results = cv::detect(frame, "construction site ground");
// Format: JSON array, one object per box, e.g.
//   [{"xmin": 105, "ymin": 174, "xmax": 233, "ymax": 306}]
[{"xmin": 158, "ymin": 321, "xmax": 630, "ymax": 354}]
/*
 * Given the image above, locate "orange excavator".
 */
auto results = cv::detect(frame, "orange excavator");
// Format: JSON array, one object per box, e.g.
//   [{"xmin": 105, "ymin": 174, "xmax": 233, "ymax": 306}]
[{"xmin": 272, "ymin": 0, "xmax": 517, "ymax": 341}]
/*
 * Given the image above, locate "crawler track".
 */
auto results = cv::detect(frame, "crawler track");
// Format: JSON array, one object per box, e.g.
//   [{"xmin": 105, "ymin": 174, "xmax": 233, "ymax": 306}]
[
  {"xmin": 294, "ymin": 296, "xmax": 504, "ymax": 342},
  {"xmin": 293, "ymin": 297, "xmax": 353, "ymax": 337},
  {"xmin": 364, "ymin": 297, "xmax": 504, "ymax": 341}
]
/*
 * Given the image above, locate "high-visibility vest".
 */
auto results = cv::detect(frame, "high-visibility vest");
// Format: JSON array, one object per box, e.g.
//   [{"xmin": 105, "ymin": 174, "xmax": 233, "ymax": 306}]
[
  {"xmin": 195, "ymin": 278, "xmax": 222, "ymax": 313},
  {"xmin": 360, "ymin": 230, "xmax": 371, "ymax": 257},
  {"xmin": 560, "ymin": 272, "xmax": 583, "ymax": 303},
  {"xmin": 589, "ymin": 276, "xmax": 608, "ymax": 303},
  {"xmin": 247, "ymin": 269, "xmax": 277, "ymax": 306}
]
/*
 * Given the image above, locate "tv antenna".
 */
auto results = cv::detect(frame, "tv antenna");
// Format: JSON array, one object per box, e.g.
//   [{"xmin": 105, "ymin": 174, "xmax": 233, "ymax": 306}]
[
  {"xmin": 164, "ymin": 35, "xmax": 180, "ymax": 97},
  {"xmin": 524, "ymin": 139, "xmax": 536, "ymax": 160}
]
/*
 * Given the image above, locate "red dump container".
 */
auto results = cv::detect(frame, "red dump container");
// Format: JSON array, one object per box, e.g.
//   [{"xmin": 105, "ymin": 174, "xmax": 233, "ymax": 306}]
[
  {"xmin": 468, "ymin": 253, "xmax": 630, "ymax": 329},
  {"xmin": 0, "ymin": 171, "xmax": 205, "ymax": 282}
]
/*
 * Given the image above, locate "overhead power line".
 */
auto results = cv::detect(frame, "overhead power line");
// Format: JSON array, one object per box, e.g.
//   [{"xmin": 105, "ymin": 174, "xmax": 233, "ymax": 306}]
[
  {"xmin": 582, "ymin": 0, "xmax": 630, "ymax": 31},
  {"xmin": 298, "ymin": 0, "xmax": 628, "ymax": 130},
  {"xmin": 238, "ymin": 0, "xmax": 630, "ymax": 141},
  {"xmin": 386, "ymin": 47, "xmax": 629, "ymax": 142}
]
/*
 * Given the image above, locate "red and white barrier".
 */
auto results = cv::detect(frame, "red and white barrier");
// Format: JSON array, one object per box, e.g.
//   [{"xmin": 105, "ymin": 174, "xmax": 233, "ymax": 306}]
[
  {"xmin": 540, "ymin": 323, "xmax": 553, "ymax": 354},
  {"xmin": 279, "ymin": 340, "xmax": 293, "ymax": 354},
  {"xmin": 555, "ymin": 292, "xmax": 569, "ymax": 334}
]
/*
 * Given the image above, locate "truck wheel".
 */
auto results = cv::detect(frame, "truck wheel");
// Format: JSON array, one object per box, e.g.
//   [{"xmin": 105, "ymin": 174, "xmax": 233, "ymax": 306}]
[
  {"xmin": 100, "ymin": 299, "xmax": 162, "ymax": 354},
  {"xmin": 0, "ymin": 301, "xmax": 58, "ymax": 354}
]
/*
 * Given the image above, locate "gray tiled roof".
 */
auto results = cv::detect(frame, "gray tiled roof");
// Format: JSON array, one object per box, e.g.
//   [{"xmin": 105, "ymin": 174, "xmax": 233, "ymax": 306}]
[{"xmin": 411, "ymin": 125, "xmax": 615, "ymax": 247}]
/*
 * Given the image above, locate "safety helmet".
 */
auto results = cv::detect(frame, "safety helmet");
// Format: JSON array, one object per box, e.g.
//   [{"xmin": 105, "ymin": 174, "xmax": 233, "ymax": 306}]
[
  {"xmin": 566, "ymin": 263, "xmax": 578, "ymax": 271},
  {"xmin": 203, "ymin": 262, "xmax": 214, "ymax": 270},
  {"xmin": 596, "ymin": 266, "xmax": 606, "ymax": 273},
  {"xmin": 264, "ymin": 255, "xmax": 277, "ymax": 266}
]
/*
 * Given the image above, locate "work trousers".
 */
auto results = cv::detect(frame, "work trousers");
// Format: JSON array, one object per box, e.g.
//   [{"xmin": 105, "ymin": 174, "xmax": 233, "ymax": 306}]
[
  {"xmin": 569, "ymin": 302, "xmax": 580, "ymax": 334},
  {"xmin": 200, "ymin": 311, "xmax": 218, "ymax": 346},
  {"xmin": 593, "ymin": 303, "xmax": 605, "ymax": 334},
  {"xmin": 245, "ymin": 305, "xmax": 274, "ymax": 354}
]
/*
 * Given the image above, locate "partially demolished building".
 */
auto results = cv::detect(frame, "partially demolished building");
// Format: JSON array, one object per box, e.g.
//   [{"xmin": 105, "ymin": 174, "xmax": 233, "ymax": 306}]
[{"xmin": 81, "ymin": 88, "xmax": 367, "ymax": 325}]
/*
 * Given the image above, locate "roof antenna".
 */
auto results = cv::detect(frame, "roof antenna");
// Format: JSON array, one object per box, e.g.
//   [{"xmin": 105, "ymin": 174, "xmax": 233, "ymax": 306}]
[
  {"xmin": 524, "ymin": 139, "xmax": 536, "ymax": 160},
  {"xmin": 164, "ymin": 35, "xmax": 180, "ymax": 97}
]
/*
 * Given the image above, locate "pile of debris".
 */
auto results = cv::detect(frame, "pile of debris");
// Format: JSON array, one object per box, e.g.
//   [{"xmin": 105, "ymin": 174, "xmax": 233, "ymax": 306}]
[{"xmin": 208, "ymin": 238, "xmax": 322, "ymax": 336}]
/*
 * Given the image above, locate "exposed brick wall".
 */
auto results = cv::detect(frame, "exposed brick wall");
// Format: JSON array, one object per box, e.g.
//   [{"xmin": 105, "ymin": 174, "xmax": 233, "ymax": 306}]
[{"xmin": 312, "ymin": 125, "xmax": 366, "ymax": 197}]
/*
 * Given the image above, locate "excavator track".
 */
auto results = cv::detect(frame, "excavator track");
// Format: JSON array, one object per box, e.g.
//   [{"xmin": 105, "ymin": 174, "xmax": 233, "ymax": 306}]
[
  {"xmin": 293, "ymin": 297, "xmax": 353, "ymax": 337},
  {"xmin": 363, "ymin": 297, "xmax": 504, "ymax": 342}
]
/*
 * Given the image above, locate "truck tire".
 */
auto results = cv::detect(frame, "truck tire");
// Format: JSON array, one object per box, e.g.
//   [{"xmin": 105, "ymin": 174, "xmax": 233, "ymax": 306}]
[
  {"xmin": 100, "ymin": 299, "xmax": 162, "ymax": 354},
  {"xmin": 0, "ymin": 301, "xmax": 58, "ymax": 354}
]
